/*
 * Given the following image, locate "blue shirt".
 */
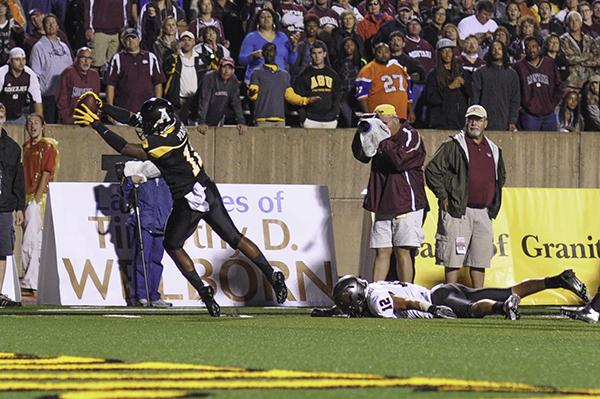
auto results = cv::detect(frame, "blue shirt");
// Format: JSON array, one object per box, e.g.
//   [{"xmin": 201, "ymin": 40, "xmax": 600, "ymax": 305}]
[{"xmin": 238, "ymin": 31, "xmax": 298, "ymax": 83}]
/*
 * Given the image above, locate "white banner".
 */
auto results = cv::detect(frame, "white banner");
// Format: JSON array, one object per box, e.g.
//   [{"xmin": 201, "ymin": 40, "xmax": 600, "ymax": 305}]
[
  {"xmin": 38, "ymin": 182, "xmax": 337, "ymax": 307},
  {"xmin": 1, "ymin": 255, "xmax": 21, "ymax": 302}
]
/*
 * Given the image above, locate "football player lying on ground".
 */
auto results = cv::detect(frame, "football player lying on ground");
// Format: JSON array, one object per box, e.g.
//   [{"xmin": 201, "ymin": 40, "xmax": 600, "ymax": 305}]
[
  {"xmin": 563, "ymin": 288, "xmax": 600, "ymax": 324},
  {"xmin": 72, "ymin": 92, "xmax": 288, "ymax": 317},
  {"xmin": 314, "ymin": 269, "xmax": 588, "ymax": 319}
]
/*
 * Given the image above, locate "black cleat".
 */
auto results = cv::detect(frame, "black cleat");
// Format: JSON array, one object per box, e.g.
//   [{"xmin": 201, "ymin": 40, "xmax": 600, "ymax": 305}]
[
  {"xmin": 199, "ymin": 286, "xmax": 220, "ymax": 317},
  {"xmin": 271, "ymin": 270, "xmax": 288, "ymax": 304},
  {"xmin": 0, "ymin": 293, "xmax": 21, "ymax": 307},
  {"xmin": 559, "ymin": 269, "xmax": 589, "ymax": 303}
]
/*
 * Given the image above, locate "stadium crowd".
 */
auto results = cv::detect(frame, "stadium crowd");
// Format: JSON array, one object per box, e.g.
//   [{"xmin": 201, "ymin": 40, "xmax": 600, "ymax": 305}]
[{"xmin": 0, "ymin": 0, "xmax": 598, "ymax": 130}]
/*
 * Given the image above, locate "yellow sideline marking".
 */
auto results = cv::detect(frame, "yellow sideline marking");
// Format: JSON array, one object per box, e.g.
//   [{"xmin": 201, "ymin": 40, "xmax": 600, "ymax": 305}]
[{"xmin": 0, "ymin": 353, "xmax": 599, "ymax": 399}]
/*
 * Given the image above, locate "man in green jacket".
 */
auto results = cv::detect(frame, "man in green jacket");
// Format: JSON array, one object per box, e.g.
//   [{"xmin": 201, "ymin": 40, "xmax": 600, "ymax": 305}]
[{"xmin": 425, "ymin": 105, "xmax": 506, "ymax": 288}]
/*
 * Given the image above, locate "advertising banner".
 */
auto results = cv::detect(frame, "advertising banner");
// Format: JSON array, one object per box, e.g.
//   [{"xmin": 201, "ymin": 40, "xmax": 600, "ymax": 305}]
[{"xmin": 38, "ymin": 182, "xmax": 337, "ymax": 307}]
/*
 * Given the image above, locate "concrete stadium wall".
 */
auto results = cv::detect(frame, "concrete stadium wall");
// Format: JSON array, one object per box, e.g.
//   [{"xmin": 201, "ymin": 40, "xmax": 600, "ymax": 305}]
[{"xmin": 7, "ymin": 125, "xmax": 600, "ymax": 275}]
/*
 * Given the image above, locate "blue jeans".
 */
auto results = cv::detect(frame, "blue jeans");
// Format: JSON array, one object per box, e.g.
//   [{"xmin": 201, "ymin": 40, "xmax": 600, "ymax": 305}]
[{"xmin": 519, "ymin": 111, "xmax": 558, "ymax": 131}]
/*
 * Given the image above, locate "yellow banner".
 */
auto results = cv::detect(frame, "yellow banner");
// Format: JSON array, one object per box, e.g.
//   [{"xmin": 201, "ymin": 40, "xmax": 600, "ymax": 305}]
[{"xmin": 413, "ymin": 188, "xmax": 600, "ymax": 305}]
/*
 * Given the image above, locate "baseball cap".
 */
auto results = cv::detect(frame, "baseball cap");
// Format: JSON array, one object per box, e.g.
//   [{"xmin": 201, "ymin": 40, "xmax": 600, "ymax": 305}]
[
  {"xmin": 179, "ymin": 30, "xmax": 195, "ymax": 40},
  {"xmin": 465, "ymin": 105, "xmax": 487, "ymax": 119},
  {"xmin": 120, "ymin": 28, "xmax": 139, "ymax": 40},
  {"xmin": 28, "ymin": 8, "xmax": 42, "ymax": 17},
  {"xmin": 374, "ymin": 104, "xmax": 397, "ymax": 116},
  {"xmin": 219, "ymin": 57, "xmax": 235, "ymax": 68},
  {"xmin": 436, "ymin": 38, "xmax": 456, "ymax": 50},
  {"xmin": 9, "ymin": 47, "xmax": 26, "ymax": 59},
  {"xmin": 398, "ymin": 1, "xmax": 411, "ymax": 11}
]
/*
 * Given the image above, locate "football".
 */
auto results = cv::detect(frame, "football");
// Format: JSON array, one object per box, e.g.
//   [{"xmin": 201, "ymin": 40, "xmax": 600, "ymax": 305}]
[{"xmin": 76, "ymin": 91, "xmax": 101, "ymax": 115}]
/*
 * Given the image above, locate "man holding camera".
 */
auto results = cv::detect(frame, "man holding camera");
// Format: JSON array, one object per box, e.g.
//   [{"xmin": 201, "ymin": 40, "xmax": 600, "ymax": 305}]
[{"xmin": 351, "ymin": 104, "xmax": 427, "ymax": 283}]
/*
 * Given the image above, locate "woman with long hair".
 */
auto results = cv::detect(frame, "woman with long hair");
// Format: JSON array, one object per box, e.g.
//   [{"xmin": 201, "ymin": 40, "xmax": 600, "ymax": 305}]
[
  {"xmin": 558, "ymin": 90, "xmax": 583, "ymax": 132},
  {"xmin": 153, "ymin": 16, "xmax": 179, "ymax": 65},
  {"xmin": 425, "ymin": 39, "xmax": 470, "ymax": 129},
  {"xmin": 334, "ymin": 36, "xmax": 366, "ymax": 127},
  {"xmin": 138, "ymin": 0, "xmax": 186, "ymax": 50}
]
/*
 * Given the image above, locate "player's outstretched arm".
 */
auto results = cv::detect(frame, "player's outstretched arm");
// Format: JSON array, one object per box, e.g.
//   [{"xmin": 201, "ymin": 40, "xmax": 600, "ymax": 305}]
[
  {"xmin": 73, "ymin": 101, "xmax": 147, "ymax": 160},
  {"xmin": 103, "ymin": 103, "xmax": 141, "ymax": 127}
]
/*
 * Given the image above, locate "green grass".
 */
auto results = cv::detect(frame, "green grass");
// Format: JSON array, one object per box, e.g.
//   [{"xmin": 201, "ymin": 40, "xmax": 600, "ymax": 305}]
[{"xmin": 1, "ymin": 307, "xmax": 600, "ymax": 399}]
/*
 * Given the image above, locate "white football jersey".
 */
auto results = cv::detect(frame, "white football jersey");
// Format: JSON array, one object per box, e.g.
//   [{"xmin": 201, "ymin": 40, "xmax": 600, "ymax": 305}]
[{"xmin": 366, "ymin": 281, "xmax": 433, "ymax": 319}]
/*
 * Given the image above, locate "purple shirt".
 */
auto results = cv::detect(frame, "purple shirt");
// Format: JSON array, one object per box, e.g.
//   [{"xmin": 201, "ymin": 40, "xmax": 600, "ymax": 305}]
[{"xmin": 466, "ymin": 135, "xmax": 495, "ymax": 208}]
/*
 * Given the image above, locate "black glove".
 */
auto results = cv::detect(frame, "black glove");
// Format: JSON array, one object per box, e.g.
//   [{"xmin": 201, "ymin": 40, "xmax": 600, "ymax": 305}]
[{"xmin": 428, "ymin": 305, "xmax": 457, "ymax": 319}]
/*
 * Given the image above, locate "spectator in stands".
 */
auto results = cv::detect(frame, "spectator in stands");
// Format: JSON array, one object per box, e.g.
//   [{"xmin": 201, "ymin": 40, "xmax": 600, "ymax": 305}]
[
  {"xmin": 163, "ymin": 30, "xmax": 203, "ymax": 124},
  {"xmin": 22, "ymin": 0, "xmax": 65, "ymax": 29},
  {"xmin": 194, "ymin": 25, "xmax": 230, "ymax": 70},
  {"xmin": 247, "ymin": 42, "xmax": 319, "ymax": 127},
  {"xmin": 501, "ymin": 1, "xmax": 519, "ymax": 39},
  {"xmin": 425, "ymin": 38, "xmax": 470, "ymax": 129},
  {"xmin": 404, "ymin": 19, "xmax": 435, "ymax": 75},
  {"xmin": 423, "ymin": 6, "xmax": 447, "ymax": 48},
  {"xmin": 508, "ymin": 16, "xmax": 539, "ymax": 61},
  {"xmin": 308, "ymin": 0, "xmax": 339, "ymax": 33},
  {"xmin": 293, "ymin": 40, "xmax": 341, "ymax": 128},
  {"xmin": 0, "ymin": 0, "xmax": 23, "ymax": 66},
  {"xmin": 56, "ymin": 47, "xmax": 101, "ymax": 124},
  {"xmin": 153, "ymin": 16, "xmax": 178, "ymax": 65},
  {"xmin": 335, "ymin": 36, "xmax": 365, "ymax": 127},
  {"xmin": 371, "ymin": 1, "xmax": 413, "ymax": 46},
  {"xmin": 426, "ymin": 104, "xmax": 506, "ymax": 288},
  {"xmin": 457, "ymin": 34, "xmax": 484, "ymax": 77},
  {"xmin": 23, "ymin": 8, "xmax": 70, "ymax": 57},
  {"xmin": 544, "ymin": 33, "xmax": 570, "ymax": 83},
  {"xmin": 30, "ymin": 14, "xmax": 72, "ymax": 123},
  {"xmin": 189, "ymin": 0, "xmax": 226, "ymax": 44},
  {"xmin": 292, "ymin": 14, "xmax": 331, "ymax": 76},
  {"xmin": 357, "ymin": 0, "xmax": 392, "ymax": 52},
  {"xmin": 332, "ymin": 0, "xmax": 363, "ymax": 22},
  {"xmin": 457, "ymin": 0, "xmax": 497, "ymax": 44},
  {"xmin": 138, "ymin": 0, "xmax": 186, "ymax": 51},
  {"xmin": 278, "ymin": 0, "xmax": 307, "ymax": 37},
  {"xmin": 84, "ymin": 0, "xmax": 132, "ymax": 69},
  {"xmin": 389, "ymin": 31, "xmax": 426, "ymax": 86},
  {"xmin": 210, "ymin": 0, "xmax": 243, "ymax": 58},
  {"xmin": 441, "ymin": 22, "xmax": 460, "ymax": 46},
  {"xmin": 582, "ymin": 74, "xmax": 600, "ymax": 130},
  {"xmin": 557, "ymin": 0, "xmax": 580, "ymax": 22},
  {"xmin": 239, "ymin": 8, "xmax": 299, "ymax": 84},
  {"xmin": 0, "ymin": 47, "xmax": 42, "ymax": 124},
  {"xmin": 538, "ymin": 0, "xmax": 565, "ymax": 38},
  {"xmin": 356, "ymin": 42, "xmax": 414, "ymax": 122},
  {"xmin": 493, "ymin": 25, "xmax": 512, "ymax": 48},
  {"xmin": 351, "ymin": 103, "xmax": 428, "ymax": 284},
  {"xmin": 106, "ymin": 28, "xmax": 165, "ymax": 113},
  {"xmin": 561, "ymin": 11, "xmax": 600, "ymax": 89},
  {"xmin": 579, "ymin": 1, "xmax": 600, "ymax": 37},
  {"xmin": 0, "ymin": 103, "xmax": 24, "ymax": 301},
  {"xmin": 514, "ymin": 36, "xmax": 563, "ymax": 131},
  {"xmin": 330, "ymin": 10, "xmax": 364, "ymax": 64},
  {"xmin": 197, "ymin": 57, "xmax": 247, "ymax": 134},
  {"xmin": 472, "ymin": 40, "xmax": 520, "ymax": 131},
  {"xmin": 21, "ymin": 113, "xmax": 58, "ymax": 292},
  {"xmin": 558, "ymin": 89, "xmax": 583, "ymax": 131},
  {"xmin": 453, "ymin": 0, "xmax": 476, "ymax": 24}
]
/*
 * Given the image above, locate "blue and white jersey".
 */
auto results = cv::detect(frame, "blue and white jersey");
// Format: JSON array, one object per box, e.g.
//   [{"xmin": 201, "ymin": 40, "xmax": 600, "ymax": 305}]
[{"xmin": 366, "ymin": 281, "xmax": 433, "ymax": 319}]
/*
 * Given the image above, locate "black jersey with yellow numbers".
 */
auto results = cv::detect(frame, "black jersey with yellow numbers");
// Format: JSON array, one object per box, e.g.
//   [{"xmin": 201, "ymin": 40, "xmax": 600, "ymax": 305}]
[{"xmin": 141, "ymin": 120, "xmax": 209, "ymax": 199}]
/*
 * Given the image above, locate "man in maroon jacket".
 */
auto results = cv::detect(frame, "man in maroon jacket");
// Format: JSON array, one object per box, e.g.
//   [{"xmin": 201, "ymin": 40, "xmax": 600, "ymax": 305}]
[
  {"xmin": 351, "ymin": 103, "xmax": 428, "ymax": 284},
  {"xmin": 514, "ymin": 36, "xmax": 564, "ymax": 131},
  {"xmin": 56, "ymin": 47, "xmax": 101, "ymax": 124}
]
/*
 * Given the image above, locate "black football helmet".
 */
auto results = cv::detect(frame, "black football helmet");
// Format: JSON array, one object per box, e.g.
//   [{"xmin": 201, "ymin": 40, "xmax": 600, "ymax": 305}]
[
  {"xmin": 332, "ymin": 275, "xmax": 369, "ymax": 317},
  {"xmin": 138, "ymin": 97, "xmax": 177, "ymax": 138}
]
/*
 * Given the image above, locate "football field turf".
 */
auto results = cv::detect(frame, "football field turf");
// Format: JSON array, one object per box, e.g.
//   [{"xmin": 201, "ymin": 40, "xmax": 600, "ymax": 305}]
[{"xmin": 1, "ymin": 306, "xmax": 600, "ymax": 399}]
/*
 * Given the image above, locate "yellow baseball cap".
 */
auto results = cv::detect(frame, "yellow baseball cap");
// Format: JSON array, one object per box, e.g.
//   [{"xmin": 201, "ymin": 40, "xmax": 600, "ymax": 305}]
[{"xmin": 374, "ymin": 104, "xmax": 397, "ymax": 116}]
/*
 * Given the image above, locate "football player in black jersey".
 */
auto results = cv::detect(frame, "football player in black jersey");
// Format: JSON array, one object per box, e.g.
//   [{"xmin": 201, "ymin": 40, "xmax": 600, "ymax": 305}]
[{"xmin": 73, "ymin": 92, "xmax": 288, "ymax": 317}]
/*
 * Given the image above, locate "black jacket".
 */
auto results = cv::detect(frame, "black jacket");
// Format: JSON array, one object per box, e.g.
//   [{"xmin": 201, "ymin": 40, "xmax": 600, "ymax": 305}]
[
  {"xmin": 425, "ymin": 68, "xmax": 471, "ymax": 129},
  {"xmin": 293, "ymin": 65, "xmax": 342, "ymax": 122},
  {"xmin": 0, "ymin": 129, "xmax": 24, "ymax": 213},
  {"xmin": 163, "ymin": 51, "xmax": 207, "ymax": 108}
]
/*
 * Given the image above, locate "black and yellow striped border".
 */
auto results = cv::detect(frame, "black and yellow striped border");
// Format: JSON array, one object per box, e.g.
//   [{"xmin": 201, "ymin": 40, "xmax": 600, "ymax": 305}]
[{"xmin": 0, "ymin": 352, "xmax": 598, "ymax": 398}]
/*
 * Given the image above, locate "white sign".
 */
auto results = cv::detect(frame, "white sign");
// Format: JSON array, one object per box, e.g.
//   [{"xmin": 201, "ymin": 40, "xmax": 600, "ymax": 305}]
[{"xmin": 38, "ymin": 182, "xmax": 337, "ymax": 307}]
